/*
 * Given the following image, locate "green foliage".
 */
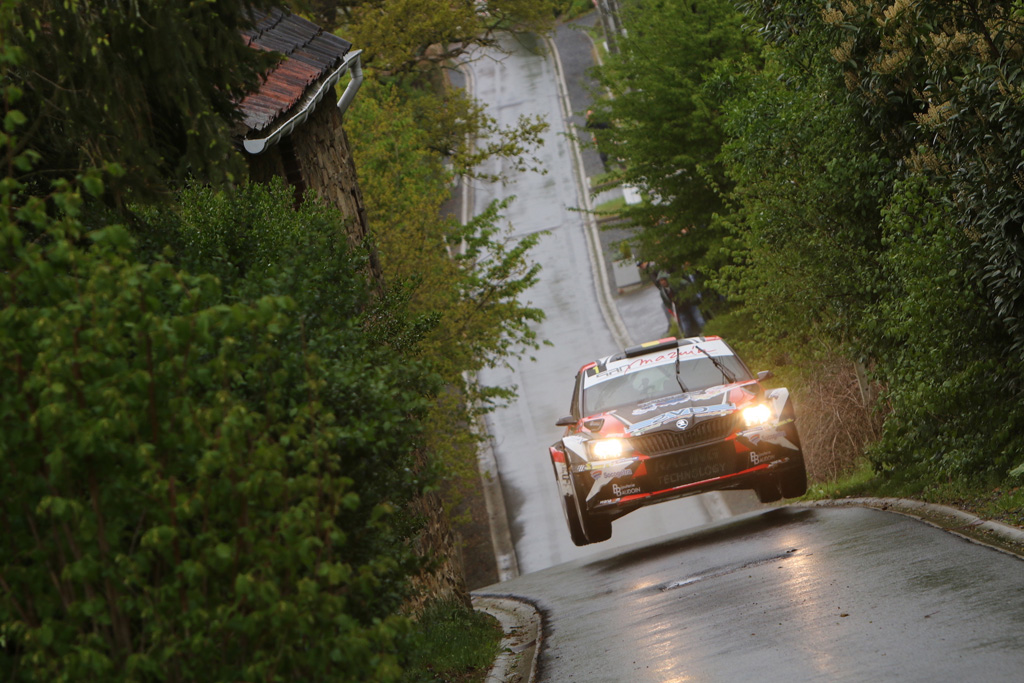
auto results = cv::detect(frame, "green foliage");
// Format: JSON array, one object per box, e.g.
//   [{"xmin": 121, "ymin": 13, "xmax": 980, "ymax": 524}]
[
  {"xmin": 864, "ymin": 175, "xmax": 1024, "ymax": 478},
  {"xmin": 347, "ymin": 81, "xmax": 544, "ymax": 382},
  {"xmin": 590, "ymin": 0, "xmax": 756, "ymax": 278},
  {"xmin": 1, "ymin": 131, "xmax": 435, "ymax": 681},
  {"xmin": 617, "ymin": 0, "xmax": 1024, "ymax": 484},
  {"xmin": 710, "ymin": 49, "xmax": 890, "ymax": 349},
  {"xmin": 345, "ymin": 79, "xmax": 546, "ymax": 496},
  {"xmin": 342, "ymin": 0, "xmax": 560, "ymax": 73},
  {"xmin": 137, "ymin": 180, "xmax": 442, "ymax": 528},
  {"xmin": 730, "ymin": 0, "xmax": 1024, "ymax": 479},
  {"xmin": 761, "ymin": 0, "xmax": 1024, "ymax": 359},
  {"xmin": 399, "ymin": 600, "xmax": 502, "ymax": 682},
  {"xmin": 8, "ymin": 0, "xmax": 276, "ymax": 199}
]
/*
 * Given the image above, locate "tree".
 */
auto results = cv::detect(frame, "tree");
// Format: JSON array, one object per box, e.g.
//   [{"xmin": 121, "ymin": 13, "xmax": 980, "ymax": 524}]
[
  {"xmin": 752, "ymin": 0, "xmax": 1024, "ymax": 359},
  {"xmin": 1, "ymin": 137, "xmax": 434, "ymax": 682},
  {"xmin": 864, "ymin": 174, "xmax": 1024, "ymax": 479},
  {"xmin": 9, "ymin": 0, "xmax": 276, "ymax": 200},
  {"xmin": 709, "ymin": 47, "xmax": 890, "ymax": 349},
  {"xmin": 590, "ymin": 0, "xmax": 757, "ymax": 310},
  {"xmin": 345, "ymin": 79, "xmax": 546, "ymax": 489},
  {"xmin": 308, "ymin": 0, "xmax": 560, "ymax": 72}
]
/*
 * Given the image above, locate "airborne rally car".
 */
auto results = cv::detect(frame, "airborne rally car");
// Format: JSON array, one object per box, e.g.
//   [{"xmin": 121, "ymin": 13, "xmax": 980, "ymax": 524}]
[{"xmin": 549, "ymin": 336, "xmax": 807, "ymax": 546}]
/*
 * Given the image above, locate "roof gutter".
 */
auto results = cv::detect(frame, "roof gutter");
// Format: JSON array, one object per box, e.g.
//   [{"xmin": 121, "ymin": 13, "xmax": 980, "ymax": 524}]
[
  {"xmin": 335, "ymin": 49, "xmax": 363, "ymax": 115},
  {"xmin": 243, "ymin": 49, "xmax": 364, "ymax": 155}
]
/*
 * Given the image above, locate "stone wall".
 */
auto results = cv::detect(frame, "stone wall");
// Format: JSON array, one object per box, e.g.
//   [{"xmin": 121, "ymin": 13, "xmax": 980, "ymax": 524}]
[{"xmin": 406, "ymin": 488, "xmax": 472, "ymax": 613}]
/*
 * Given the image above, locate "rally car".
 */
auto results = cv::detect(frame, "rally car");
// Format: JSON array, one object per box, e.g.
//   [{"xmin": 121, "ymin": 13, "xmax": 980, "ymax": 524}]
[{"xmin": 549, "ymin": 336, "xmax": 807, "ymax": 545}]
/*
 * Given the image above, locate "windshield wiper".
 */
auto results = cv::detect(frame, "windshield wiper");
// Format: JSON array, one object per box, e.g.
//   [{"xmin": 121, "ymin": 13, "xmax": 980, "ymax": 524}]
[
  {"xmin": 674, "ymin": 343, "xmax": 688, "ymax": 393},
  {"xmin": 692, "ymin": 343, "xmax": 736, "ymax": 385}
]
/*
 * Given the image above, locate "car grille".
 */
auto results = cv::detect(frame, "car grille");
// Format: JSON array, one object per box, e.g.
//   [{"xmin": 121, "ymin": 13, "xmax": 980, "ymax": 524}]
[
  {"xmin": 642, "ymin": 442, "xmax": 733, "ymax": 486},
  {"xmin": 628, "ymin": 415, "xmax": 737, "ymax": 455}
]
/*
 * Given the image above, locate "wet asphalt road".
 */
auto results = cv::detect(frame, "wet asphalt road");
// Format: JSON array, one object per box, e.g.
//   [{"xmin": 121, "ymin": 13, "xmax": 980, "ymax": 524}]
[
  {"xmin": 488, "ymin": 505, "xmax": 1024, "ymax": 681},
  {"xmin": 465, "ymin": 14, "xmax": 1024, "ymax": 681},
  {"xmin": 470, "ymin": 27, "xmax": 717, "ymax": 574}
]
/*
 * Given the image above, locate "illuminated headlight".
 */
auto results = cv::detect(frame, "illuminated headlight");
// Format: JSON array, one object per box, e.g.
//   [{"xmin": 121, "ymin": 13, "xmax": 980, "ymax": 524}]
[
  {"xmin": 588, "ymin": 438, "xmax": 629, "ymax": 460},
  {"xmin": 741, "ymin": 404, "xmax": 773, "ymax": 427}
]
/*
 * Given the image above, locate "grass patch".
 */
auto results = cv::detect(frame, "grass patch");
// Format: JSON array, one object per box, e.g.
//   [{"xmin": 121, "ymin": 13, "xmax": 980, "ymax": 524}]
[
  {"xmin": 803, "ymin": 459, "xmax": 1024, "ymax": 529},
  {"xmin": 592, "ymin": 195, "xmax": 626, "ymax": 216},
  {"xmin": 589, "ymin": 170, "xmax": 621, "ymax": 189},
  {"xmin": 402, "ymin": 600, "xmax": 503, "ymax": 682}
]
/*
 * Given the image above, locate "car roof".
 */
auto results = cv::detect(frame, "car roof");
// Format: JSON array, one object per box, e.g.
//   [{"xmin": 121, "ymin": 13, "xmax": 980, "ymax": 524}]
[{"xmin": 578, "ymin": 336, "xmax": 734, "ymax": 379}]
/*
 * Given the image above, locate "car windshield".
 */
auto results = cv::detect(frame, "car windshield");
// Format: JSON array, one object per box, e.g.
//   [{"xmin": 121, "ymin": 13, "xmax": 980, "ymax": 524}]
[{"xmin": 582, "ymin": 355, "xmax": 751, "ymax": 416}]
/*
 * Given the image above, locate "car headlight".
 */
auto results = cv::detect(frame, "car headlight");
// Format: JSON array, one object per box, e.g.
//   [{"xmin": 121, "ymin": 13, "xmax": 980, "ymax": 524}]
[
  {"xmin": 588, "ymin": 438, "xmax": 629, "ymax": 460},
  {"xmin": 741, "ymin": 403, "xmax": 773, "ymax": 427}
]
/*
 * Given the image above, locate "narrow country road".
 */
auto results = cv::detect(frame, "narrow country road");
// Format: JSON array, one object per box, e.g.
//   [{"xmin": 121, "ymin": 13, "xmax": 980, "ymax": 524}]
[
  {"xmin": 469, "ymin": 30, "xmax": 715, "ymax": 574},
  {"xmin": 489, "ymin": 505, "xmax": 1024, "ymax": 681},
  {"xmin": 466, "ymin": 18, "xmax": 1024, "ymax": 682}
]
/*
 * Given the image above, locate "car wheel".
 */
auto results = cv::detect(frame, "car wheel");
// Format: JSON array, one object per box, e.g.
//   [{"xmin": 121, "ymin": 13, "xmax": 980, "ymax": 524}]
[
  {"xmin": 562, "ymin": 494, "xmax": 590, "ymax": 546},
  {"xmin": 580, "ymin": 511, "xmax": 612, "ymax": 543},
  {"xmin": 780, "ymin": 459, "xmax": 808, "ymax": 499},
  {"xmin": 569, "ymin": 473, "xmax": 614, "ymax": 544},
  {"xmin": 755, "ymin": 477, "xmax": 783, "ymax": 504}
]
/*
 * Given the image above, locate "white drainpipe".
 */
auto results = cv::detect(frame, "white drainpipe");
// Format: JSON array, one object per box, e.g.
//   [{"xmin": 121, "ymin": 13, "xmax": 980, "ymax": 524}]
[{"xmin": 336, "ymin": 49, "xmax": 363, "ymax": 115}]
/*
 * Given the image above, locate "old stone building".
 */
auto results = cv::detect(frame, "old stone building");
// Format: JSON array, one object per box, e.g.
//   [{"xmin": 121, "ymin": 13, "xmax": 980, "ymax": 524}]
[
  {"xmin": 235, "ymin": 8, "xmax": 470, "ymax": 610},
  {"xmin": 237, "ymin": 7, "xmax": 380, "ymax": 281}
]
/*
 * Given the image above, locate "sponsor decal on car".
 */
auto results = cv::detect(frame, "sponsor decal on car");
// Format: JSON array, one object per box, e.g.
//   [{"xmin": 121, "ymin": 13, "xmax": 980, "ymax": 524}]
[
  {"xmin": 631, "ymin": 394, "xmax": 691, "ymax": 416},
  {"xmin": 749, "ymin": 450, "xmax": 777, "ymax": 465},
  {"xmin": 592, "ymin": 467, "xmax": 633, "ymax": 480},
  {"xmin": 584, "ymin": 340, "xmax": 736, "ymax": 387},
  {"xmin": 660, "ymin": 463, "xmax": 726, "ymax": 487},
  {"xmin": 612, "ymin": 483, "xmax": 641, "ymax": 497},
  {"xmin": 629, "ymin": 404, "xmax": 737, "ymax": 436},
  {"xmin": 644, "ymin": 446, "xmax": 722, "ymax": 475},
  {"xmin": 745, "ymin": 427, "xmax": 799, "ymax": 450}
]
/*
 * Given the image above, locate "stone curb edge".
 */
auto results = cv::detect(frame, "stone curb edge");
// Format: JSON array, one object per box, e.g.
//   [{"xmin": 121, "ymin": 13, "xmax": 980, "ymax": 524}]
[
  {"xmin": 542, "ymin": 31, "xmax": 633, "ymax": 351},
  {"xmin": 795, "ymin": 497, "xmax": 1024, "ymax": 558},
  {"xmin": 472, "ymin": 595, "xmax": 543, "ymax": 683}
]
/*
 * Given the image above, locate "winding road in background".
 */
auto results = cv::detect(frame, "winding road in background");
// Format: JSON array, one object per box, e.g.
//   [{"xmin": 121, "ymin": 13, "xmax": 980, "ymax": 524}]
[
  {"xmin": 466, "ymin": 20, "xmax": 1024, "ymax": 681},
  {"xmin": 469, "ymin": 30, "xmax": 715, "ymax": 575}
]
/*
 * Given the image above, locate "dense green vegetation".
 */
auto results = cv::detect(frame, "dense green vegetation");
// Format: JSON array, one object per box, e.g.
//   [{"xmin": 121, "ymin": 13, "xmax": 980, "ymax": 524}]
[
  {"xmin": 592, "ymin": 0, "xmax": 1024, "ymax": 490},
  {"xmin": 1, "ymin": 0, "xmax": 563, "ymax": 679},
  {"xmin": 399, "ymin": 600, "xmax": 503, "ymax": 682}
]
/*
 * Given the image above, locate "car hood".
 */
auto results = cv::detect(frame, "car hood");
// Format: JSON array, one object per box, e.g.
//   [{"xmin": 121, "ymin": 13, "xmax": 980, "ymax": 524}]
[{"xmin": 590, "ymin": 382, "xmax": 759, "ymax": 438}]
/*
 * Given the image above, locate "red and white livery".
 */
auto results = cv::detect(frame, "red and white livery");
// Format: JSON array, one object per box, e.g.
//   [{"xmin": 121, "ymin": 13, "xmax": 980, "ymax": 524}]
[{"xmin": 549, "ymin": 336, "xmax": 807, "ymax": 545}]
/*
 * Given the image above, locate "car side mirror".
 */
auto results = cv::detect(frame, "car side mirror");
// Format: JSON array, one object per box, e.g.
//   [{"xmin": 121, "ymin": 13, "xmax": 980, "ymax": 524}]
[
  {"xmin": 555, "ymin": 415, "xmax": 577, "ymax": 427},
  {"xmin": 757, "ymin": 370, "xmax": 774, "ymax": 382}
]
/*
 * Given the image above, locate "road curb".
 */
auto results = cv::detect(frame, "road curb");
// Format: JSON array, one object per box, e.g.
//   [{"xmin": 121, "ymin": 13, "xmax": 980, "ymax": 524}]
[
  {"xmin": 795, "ymin": 497, "xmax": 1024, "ymax": 558},
  {"xmin": 472, "ymin": 595, "xmax": 543, "ymax": 683},
  {"xmin": 475, "ymin": 407, "xmax": 521, "ymax": 582},
  {"xmin": 542, "ymin": 31, "xmax": 633, "ymax": 350}
]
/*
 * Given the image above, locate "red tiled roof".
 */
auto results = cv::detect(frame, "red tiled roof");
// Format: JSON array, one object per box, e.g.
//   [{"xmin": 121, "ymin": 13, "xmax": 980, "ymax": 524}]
[{"xmin": 238, "ymin": 8, "xmax": 352, "ymax": 133}]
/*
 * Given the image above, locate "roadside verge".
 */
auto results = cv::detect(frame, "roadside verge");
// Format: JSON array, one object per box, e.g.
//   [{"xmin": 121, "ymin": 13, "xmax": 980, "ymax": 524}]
[
  {"xmin": 472, "ymin": 596, "xmax": 542, "ymax": 683},
  {"xmin": 798, "ymin": 497, "xmax": 1024, "ymax": 558}
]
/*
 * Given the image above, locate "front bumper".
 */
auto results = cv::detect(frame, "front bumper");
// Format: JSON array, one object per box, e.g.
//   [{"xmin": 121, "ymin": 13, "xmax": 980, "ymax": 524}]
[{"xmin": 572, "ymin": 420, "xmax": 802, "ymax": 516}]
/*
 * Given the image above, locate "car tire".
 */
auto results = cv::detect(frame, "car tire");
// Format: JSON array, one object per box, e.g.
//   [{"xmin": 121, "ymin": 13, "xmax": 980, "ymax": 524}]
[
  {"xmin": 780, "ymin": 459, "xmax": 808, "ymax": 499},
  {"xmin": 562, "ymin": 494, "xmax": 590, "ymax": 546},
  {"xmin": 755, "ymin": 477, "xmax": 783, "ymax": 504},
  {"xmin": 580, "ymin": 509, "xmax": 612, "ymax": 543},
  {"xmin": 568, "ymin": 473, "xmax": 613, "ymax": 543}
]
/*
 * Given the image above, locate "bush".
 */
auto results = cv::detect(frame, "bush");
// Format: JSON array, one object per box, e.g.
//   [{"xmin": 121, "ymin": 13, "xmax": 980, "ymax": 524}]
[
  {"xmin": 0, "ymin": 176, "xmax": 437, "ymax": 681},
  {"xmin": 864, "ymin": 175, "xmax": 1024, "ymax": 478}
]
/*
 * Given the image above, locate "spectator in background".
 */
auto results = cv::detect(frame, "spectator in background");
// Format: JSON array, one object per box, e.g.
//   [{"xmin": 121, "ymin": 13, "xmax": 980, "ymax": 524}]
[
  {"xmin": 653, "ymin": 268, "xmax": 705, "ymax": 338},
  {"xmin": 585, "ymin": 109, "xmax": 610, "ymax": 167}
]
